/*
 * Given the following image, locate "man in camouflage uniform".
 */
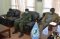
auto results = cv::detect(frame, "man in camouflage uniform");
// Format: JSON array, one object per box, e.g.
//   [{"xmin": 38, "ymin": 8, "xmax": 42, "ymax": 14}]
[
  {"xmin": 13, "ymin": 9, "xmax": 32, "ymax": 37},
  {"xmin": 39, "ymin": 8, "xmax": 59, "ymax": 39}
]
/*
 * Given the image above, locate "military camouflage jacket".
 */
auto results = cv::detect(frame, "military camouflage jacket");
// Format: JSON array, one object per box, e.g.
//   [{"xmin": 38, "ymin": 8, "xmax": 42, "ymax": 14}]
[
  {"xmin": 41, "ymin": 12, "xmax": 59, "ymax": 23},
  {"xmin": 20, "ymin": 12, "xmax": 32, "ymax": 22}
]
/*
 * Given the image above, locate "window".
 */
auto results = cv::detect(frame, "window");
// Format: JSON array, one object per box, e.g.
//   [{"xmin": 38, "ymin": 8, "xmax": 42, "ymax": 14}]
[
  {"xmin": 53, "ymin": 0, "xmax": 60, "ymax": 16},
  {"xmin": 11, "ymin": 0, "xmax": 35, "ymax": 11},
  {"xmin": 19, "ymin": 0, "xmax": 26, "ymax": 12},
  {"xmin": 11, "ymin": 0, "xmax": 19, "ymax": 9},
  {"xmin": 26, "ymin": 0, "xmax": 35, "ymax": 11},
  {"xmin": 43, "ymin": 0, "xmax": 53, "ymax": 12}
]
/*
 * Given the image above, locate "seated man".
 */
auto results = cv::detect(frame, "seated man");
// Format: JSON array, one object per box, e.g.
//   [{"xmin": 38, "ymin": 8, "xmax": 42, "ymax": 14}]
[
  {"xmin": 13, "ymin": 9, "xmax": 32, "ymax": 37},
  {"xmin": 39, "ymin": 8, "xmax": 60, "ymax": 38}
]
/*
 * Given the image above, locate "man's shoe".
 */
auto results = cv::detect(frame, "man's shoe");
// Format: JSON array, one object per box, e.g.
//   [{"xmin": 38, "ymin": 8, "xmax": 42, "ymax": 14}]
[
  {"xmin": 12, "ymin": 30, "xmax": 18, "ymax": 34},
  {"xmin": 19, "ymin": 33, "xmax": 24, "ymax": 38}
]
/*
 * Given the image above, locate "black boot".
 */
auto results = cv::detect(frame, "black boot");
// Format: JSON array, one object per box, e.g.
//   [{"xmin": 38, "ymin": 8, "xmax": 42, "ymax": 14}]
[
  {"xmin": 19, "ymin": 33, "xmax": 24, "ymax": 38},
  {"xmin": 12, "ymin": 30, "xmax": 18, "ymax": 34}
]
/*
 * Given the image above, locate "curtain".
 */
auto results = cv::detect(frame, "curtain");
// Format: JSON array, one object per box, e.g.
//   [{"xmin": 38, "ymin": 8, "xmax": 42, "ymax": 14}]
[
  {"xmin": 52, "ymin": 0, "xmax": 60, "ymax": 16},
  {"xmin": 43, "ymin": 0, "xmax": 53, "ymax": 12},
  {"xmin": 11, "ymin": 0, "xmax": 35, "ymax": 12},
  {"xmin": 11, "ymin": 0, "xmax": 19, "ymax": 9},
  {"xmin": 26, "ymin": 0, "xmax": 35, "ymax": 11}
]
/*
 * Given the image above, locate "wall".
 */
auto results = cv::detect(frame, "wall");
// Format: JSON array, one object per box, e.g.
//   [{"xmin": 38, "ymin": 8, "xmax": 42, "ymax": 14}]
[
  {"xmin": 35, "ymin": 0, "xmax": 43, "ymax": 17},
  {"xmin": 0, "ymin": 0, "xmax": 11, "ymax": 15}
]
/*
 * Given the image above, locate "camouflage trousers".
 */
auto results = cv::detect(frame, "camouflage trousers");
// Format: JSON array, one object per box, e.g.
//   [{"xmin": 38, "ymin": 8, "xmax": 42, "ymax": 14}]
[
  {"xmin": 14, "ymin": 18, "xmax": 29, "ymax": 33},
  {"xmin": 14, "ymin": 18, "xmax": 21, "ymax": 32}
]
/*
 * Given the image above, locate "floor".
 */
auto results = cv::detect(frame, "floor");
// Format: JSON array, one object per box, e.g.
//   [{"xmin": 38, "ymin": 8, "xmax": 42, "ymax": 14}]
[
  {"xmin": 0, "ymin": 33, "xmax": 31, "ymax": 39},
  {"xmin": 0, "ymin": 24, "xmax": 51, "ymax": 39},
  {"xmin": 0, "ymin": 27, "xmax": 31, "ymax": 39},
  {"xmin": 6, "ymin": 33, "xmax": 31, "ymax": 39},
  {"xmin": 0, "ymin": 24, "xmax": 60, "ymax": 39}
]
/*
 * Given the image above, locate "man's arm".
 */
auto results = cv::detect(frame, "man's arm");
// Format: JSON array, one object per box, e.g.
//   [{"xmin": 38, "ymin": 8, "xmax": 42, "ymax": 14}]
[
  {"xmin": 56, "ymin": 14, "xmax": 60, "ymax": 24},
  {"xmin": 41, "ymin": 13, "xmax": 47, "ymax": 23}
]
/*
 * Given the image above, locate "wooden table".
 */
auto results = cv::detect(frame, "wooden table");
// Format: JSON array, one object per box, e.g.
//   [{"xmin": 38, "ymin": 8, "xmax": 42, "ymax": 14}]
[{"xmin": 0, "ymin": 24, "xmax": 11, "ymax": 38}]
